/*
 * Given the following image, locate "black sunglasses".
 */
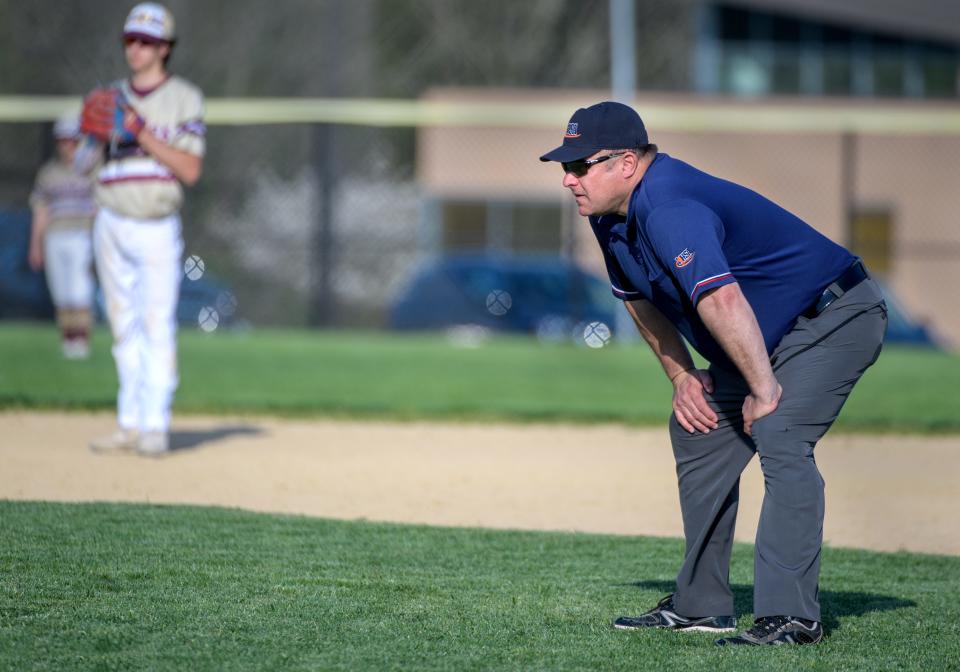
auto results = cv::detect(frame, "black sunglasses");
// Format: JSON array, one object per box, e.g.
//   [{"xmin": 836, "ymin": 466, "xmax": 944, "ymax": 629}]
[
  {"xmin": 123, "ymin": 36, "xmax": 164, "ymax": 47},
  {"xmin": 561, "ymin": 153, "xmax": 625, "ymax": 177}
]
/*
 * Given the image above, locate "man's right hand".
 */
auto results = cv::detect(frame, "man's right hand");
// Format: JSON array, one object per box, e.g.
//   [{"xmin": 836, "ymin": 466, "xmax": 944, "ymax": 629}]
[{"xmin": 672, "ymin": 369, "xmax": 719, "ymax": 434}]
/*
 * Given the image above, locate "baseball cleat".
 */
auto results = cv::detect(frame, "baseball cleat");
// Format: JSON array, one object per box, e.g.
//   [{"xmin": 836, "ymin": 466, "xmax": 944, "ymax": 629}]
[
  {"xmin": 613, "ymin": 594, "xmax": 737, "ymax": 632},
  {"xmin": 715, "ymin": 615, "xmax": 823, "ymax": 646},
  {"xmin": 136, "ymin": 431, "xmax": 170, "ymax": 457},
  {"xmin": 89, "ymin": 428, "xmax": 139, "ymax": 453}
]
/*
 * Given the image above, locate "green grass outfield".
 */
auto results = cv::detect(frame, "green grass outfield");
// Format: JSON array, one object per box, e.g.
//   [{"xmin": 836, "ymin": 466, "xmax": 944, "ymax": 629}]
[
  {"xmin": 1, "ymin": 322, "xmax": 957, "ymax": 432},
  {"xmin": 1, "ymin": 501, "xmax": 957, "ymax": 671}
]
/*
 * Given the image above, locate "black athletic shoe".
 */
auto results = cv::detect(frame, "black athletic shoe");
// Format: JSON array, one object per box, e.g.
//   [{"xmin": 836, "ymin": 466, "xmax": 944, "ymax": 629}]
[
  {"xmin": 715, "ymin": 615, "xmax": 823, "ymax": 646},
  {"xmin": 613, "ymin": 594, "xmax": 737, "ymax": 633}
]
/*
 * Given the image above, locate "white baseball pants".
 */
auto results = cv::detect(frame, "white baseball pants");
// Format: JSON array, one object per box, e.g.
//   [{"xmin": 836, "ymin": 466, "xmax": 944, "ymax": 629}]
[
  {"xmin": 43, "ymin": 229, "xmax": 94, "ymax": 309},
  {"xmin": 93, "ymin": 207, "xmax": 183, "ymax": 433}
]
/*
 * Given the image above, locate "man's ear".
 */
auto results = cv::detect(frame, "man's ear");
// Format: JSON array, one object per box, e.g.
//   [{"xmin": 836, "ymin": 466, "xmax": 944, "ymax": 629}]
[{"xmin": 620, "ymin": 151, "xmax": 640, "ymax": 178}]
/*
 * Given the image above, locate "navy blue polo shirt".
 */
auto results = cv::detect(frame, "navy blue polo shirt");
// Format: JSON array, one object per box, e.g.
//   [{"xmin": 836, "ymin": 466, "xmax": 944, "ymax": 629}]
[{"xmin": 591, "ymin": 153, "xmax": 854, "ymax": 370}]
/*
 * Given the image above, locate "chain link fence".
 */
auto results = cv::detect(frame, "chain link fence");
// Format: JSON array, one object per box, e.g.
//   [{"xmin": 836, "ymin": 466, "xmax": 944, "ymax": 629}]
[
  {"xmin": 1, "ymin": 0, "xmax": 958, "ymax": 344},
  {"xmin": 3, "ymin": 105, "xmax": 960, "ymax": 346},
  {"xmin": 0, "ymin": 119, "xmax": 424, "ymax": 329}
]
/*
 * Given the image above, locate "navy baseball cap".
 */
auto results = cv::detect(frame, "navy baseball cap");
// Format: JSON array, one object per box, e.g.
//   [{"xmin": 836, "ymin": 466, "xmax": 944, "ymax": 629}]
[{"xmin": 540, "ymin": 101, "xmax": 648, "ymax": 163}]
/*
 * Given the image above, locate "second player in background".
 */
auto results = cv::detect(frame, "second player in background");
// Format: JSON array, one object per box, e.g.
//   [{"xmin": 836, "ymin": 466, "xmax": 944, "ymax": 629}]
[{"xmin": 29, "ymin": 112, "xmax": 98, "ymax": 360}]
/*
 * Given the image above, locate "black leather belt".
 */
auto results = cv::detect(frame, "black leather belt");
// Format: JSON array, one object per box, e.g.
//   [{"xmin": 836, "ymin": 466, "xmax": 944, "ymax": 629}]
[{"xmin": 803, "ymin": 260, "xmax": 868, "ymax": 319}]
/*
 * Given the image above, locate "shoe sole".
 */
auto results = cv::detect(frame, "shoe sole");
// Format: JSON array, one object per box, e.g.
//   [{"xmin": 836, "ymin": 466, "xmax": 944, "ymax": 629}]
[
  {"xmin": 613, "ymin": 623, "xmax": 737, "ymax": 633},
  {"xmin": 715, "ymin": 636, "xmax": 823, "ymax": 646},
  {"xmin": 715, "ymin": 630, "xmax": 824, "ymax": 646},
  {"xmin": 678, "ymin": 625, "xmax": 738, "ymax": 633}
]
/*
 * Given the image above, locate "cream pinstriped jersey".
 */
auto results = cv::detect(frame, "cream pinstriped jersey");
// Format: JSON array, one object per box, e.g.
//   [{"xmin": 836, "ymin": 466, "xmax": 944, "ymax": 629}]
[
  {"xmin": 95, "ymin": 75, "xmax": 206, "ymax": 219},
  {"xmin": 30, "ymin": 159, "xmax": 97, "ymax": 232}
]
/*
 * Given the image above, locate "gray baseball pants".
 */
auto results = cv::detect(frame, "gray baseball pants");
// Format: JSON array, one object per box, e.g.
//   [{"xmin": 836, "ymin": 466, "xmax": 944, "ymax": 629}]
[{"xmin": 670, "ymin": 277, "xmax": 887, "ymax": 623}]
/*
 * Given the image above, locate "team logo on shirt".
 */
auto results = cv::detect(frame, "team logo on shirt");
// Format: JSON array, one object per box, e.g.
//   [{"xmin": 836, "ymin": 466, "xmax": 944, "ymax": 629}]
[
  {"xmin": 565, "ymin": 122, "xmax": 581, "ymax": 138},
  {"xmin": 675, "ymin": 248, "xmax": 695, "ymax": 268}
]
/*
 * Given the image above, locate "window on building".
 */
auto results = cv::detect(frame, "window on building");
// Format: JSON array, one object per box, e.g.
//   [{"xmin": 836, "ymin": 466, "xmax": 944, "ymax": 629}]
[
  {"xmin": 924, "ymin": 44, "xmax": 958, "ymax": 97},
  {"xmin": 440, "ymin": 200, "xmax": 563, "ymax": 254},
  {"xmin": 771, "ymin": 49, "xmax": 802, "ymax": 94},
  {"xmin": 823, "ymin": 52, "xmax": 853, "ymax": 95},
  {"xmin": 511, "ymin": 204, "xmax": 563, "ymax": 252},
  {"xmin": 707, "ymin": 4, "xmax": 959, "ymax": 99},
  {"xmin": 872, "ymin": 35, "xmax": 906, "ymax": 97},
  {"xmin": 442, "ymin": 202, "xmax": 487, "ymax": 250}
]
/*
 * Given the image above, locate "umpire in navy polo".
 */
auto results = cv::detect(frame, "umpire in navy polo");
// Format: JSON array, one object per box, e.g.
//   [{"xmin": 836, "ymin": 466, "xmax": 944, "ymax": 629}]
[{"xmin": 541, "ymin": 102, "xmax": 887, "ymax": 646}]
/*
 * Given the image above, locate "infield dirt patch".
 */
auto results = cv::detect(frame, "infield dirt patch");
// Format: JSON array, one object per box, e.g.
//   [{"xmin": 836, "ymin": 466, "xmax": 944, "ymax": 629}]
[{"xmin": 2, "ymin": 410, "xmax": 958, "ymax": 555}]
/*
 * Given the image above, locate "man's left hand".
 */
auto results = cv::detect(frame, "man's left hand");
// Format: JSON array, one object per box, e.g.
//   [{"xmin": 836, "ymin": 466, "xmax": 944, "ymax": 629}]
[{"xmin": 742, "ymin": 383, "xmax": 782, "ymax": 437}]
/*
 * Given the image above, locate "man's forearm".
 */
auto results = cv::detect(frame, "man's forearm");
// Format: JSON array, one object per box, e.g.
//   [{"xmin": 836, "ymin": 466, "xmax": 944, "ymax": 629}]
[
  {"xmin": 625, "ymin": 299, "xmax": 697, "ymax": 380},
  {"xmin": 30, "ymin": 206, "xmax": 49, "ymax": 244},
  {"xmin": 136, "ymin": 130, "xmax": 202, "ymax": 186},
  {"xmin": 696, "ymin": 283, "xmax": 778, "ymax": 398}
]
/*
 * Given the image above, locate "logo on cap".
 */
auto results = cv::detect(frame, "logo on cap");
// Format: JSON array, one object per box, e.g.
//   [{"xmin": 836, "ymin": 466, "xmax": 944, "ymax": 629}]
[
  {"xmin": 564, "ymin": 122, "xmax": 581, "ymax": 138},
  {"xmin": 675, "ymin": 248, "xmax": 696, "ymax": 268}
]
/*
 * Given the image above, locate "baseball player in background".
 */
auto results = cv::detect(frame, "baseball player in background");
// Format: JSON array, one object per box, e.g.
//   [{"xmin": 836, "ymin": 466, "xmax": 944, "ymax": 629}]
[
  {"xmin": 540, "ymin": 102, "xmax": 886, "ymax": 646},
  {"xmin": 85, "ymin": 2, "xmax": 205, "ymax": 457},
  {"xmin": 28, "ymin": 113, "xmax": 98, "ymax": 360}
]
